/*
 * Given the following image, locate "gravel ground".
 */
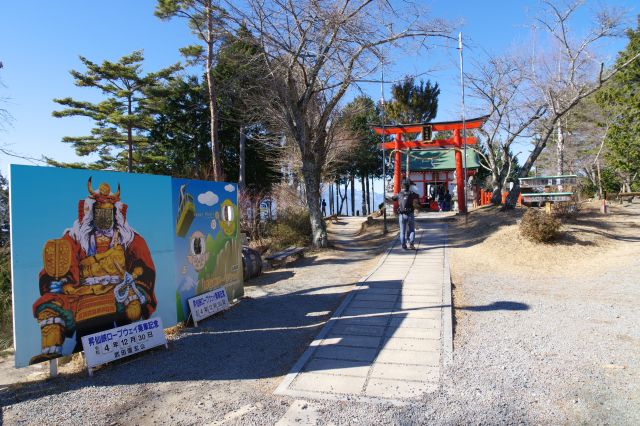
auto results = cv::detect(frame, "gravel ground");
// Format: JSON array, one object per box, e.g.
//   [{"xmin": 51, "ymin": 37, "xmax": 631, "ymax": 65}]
[
  {"xmin": 2, "ymin": 204, "xmax": 638, "ymax": 425},
  {"xmin": 0, "ymin": 218, "xmax": 397, "ymax": 425}
]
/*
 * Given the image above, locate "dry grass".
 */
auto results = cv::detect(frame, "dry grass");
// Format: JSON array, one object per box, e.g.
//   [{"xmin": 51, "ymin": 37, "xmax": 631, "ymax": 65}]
[
  {"xmin": 449, "ymin": 201, "xmax": 639, "ymax": 279},
  {"xmin": 520, "ymin": 209, "xmax": 561, "ymax": 243}
]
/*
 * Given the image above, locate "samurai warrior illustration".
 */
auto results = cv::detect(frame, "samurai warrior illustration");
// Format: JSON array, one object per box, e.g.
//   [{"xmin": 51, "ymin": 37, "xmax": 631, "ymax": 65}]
[{"xmin": 30, "ymin": 178, "xmax": 157, "ymax": 364}]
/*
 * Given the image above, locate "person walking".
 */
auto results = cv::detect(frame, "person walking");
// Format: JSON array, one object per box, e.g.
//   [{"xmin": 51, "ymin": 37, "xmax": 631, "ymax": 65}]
[
  {"xmin": 321, "ymin": 199, "xmax": 327, "ymax": 216},
  {"xmin": 437, "ymin": 185, "xmax": 445, "ymax": 212},
  {"xmin": 392, "ymin": 179, "xmax": 420, "ymax": 250},
  {"xmin": 444, "ymin": 189, "xmax": 452, "ymax": 211}
]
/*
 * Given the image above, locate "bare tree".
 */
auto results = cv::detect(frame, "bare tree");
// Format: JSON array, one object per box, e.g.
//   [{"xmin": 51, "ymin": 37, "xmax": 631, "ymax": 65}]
[
  {"xmin": 223, "ymin": 0, "xmax": 451, "ymax": 247},
  {"xmin": 470, "ymin": 1, "xmax": 638, "ymax": 207},
  {"xmin": 504, "ymin": 0, "xmax": 639, "ymax": 206},
  {"xmin": 536, "ymin": 96, "xmax": 613, "ymax": 198},
  {"xmin": 0, "ymin": 61, "xmax": 11, "ymax": 132},
  {"xmin": 467, "ymin": 54, "xmax": 545, "ymax": 203}
]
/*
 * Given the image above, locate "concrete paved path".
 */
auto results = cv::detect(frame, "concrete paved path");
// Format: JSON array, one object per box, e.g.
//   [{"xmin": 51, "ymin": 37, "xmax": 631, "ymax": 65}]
[{"xmin": 275, "ymin": 223, "xmax": 451, "ymax": 403}]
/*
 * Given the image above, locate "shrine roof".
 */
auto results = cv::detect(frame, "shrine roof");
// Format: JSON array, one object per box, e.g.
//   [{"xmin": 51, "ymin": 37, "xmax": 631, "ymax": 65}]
[{"xmin": 391, "ymin": 148, "xmax": 480, "ymax": 171}]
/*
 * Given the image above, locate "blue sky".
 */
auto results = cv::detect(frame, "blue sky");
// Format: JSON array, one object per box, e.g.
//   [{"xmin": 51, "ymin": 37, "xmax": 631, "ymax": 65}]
[{"xmin": 0, "ymin": 0, "xmax": 637, "ymax": 177}]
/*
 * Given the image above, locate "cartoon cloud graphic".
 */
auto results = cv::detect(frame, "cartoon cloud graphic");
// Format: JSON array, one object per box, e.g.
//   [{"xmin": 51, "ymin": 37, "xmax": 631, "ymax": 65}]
[{"xmin": 197, "ymin": 191, "xmax": 219, "ymax": 206}]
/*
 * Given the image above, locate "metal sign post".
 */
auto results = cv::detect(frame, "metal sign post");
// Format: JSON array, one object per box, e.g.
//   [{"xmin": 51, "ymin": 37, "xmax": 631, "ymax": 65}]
[{"xmin": 49, "ymin": 359, "xmax": 58, "ymax": 378}]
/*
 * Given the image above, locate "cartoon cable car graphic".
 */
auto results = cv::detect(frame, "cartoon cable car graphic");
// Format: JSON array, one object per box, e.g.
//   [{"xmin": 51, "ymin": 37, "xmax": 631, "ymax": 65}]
[
  {"xmin": 219, "ymin": 199, "xmax": 237, "ymax": 236},
  {"xmin": 176, "ymin": 183, "xmax": 195, "ymax": 237}
]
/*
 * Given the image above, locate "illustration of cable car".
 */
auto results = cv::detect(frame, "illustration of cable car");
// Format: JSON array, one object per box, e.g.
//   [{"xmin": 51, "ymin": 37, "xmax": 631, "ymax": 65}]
[{"xmin": 176, "ymin": 184, "xmax": 195, "ymax": 237}]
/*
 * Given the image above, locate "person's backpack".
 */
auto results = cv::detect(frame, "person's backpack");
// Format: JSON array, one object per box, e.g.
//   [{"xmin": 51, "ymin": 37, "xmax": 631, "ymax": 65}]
[{"xmin": 397, "ymin": 191, "xmax": 412, "ymax": 214}]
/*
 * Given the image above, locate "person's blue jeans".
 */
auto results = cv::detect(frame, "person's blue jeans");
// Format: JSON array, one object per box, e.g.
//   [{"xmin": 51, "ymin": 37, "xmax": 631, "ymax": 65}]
[{"xmin": 399, "ymin": 213, "xmax": 415, "ymax": 247}]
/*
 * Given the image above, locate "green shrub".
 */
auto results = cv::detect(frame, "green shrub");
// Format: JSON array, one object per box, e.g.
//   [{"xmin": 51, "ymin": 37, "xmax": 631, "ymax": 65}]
[
  {"xmin": 0, "ymin": 244, "xmax": 12, "ymax": 350},
  {"xmin": 520, "ymin": 208, "xmax": 561, "ymax": 243},
  {"xmin": 268, "ymin": 210, "xmax": 312, "ymax": 249}
]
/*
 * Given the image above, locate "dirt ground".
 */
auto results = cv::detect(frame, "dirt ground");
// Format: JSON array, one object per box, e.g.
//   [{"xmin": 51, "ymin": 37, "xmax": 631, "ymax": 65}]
[
  {"xmin": 0, "ymin": 217, "xmax": 398, "ymax": 426},
  {"xmin": 447, "ymin": 200, "xmax": 640, "ymax": 424},
  {"xmin": 2, "ymin": 205, "xmax": 638, "ymax": 424}
]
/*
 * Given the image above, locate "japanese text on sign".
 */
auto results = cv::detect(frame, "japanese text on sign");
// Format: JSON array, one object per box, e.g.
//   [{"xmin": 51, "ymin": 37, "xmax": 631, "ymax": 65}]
[
  {"xmin": 188, "ymin": 288, "xmax": 230, "ymax": 324},
  {"xmin": 81, "ymin": 318, "xmax": 167, "ymax": 369}
]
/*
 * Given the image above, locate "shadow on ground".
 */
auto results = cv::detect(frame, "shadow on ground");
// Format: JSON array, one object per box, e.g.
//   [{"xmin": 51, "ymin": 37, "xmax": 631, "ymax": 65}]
[
  {"xmin": 0, "ymin": 217, "xmax": 398, "ymax": 406},
  {"xmin": 458, "ymin": 301, "xmax": 529, "ymax": 311}
]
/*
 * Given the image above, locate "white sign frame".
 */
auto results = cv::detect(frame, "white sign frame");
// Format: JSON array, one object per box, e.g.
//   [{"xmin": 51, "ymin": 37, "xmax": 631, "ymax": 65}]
[
  {"xmin": 81, "ymin": 317, "xmax": 167, "ymax": 376},
  {"xmin": 188, "ymin": 287, "xmax": 230, "ymax": 326},
  {"xmin": 519, "ymin": 175, "xmax": 577, "ymax": 188},
  {"xmin": 522, "ymin": 194, "xmax": 573, "ymax": 202}
]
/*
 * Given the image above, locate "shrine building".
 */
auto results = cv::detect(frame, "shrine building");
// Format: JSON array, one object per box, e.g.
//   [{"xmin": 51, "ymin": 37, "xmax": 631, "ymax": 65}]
[
  {"xmin": 373, "ymin": 115, "xmax": 488, "ymax": 213},
  {"xmin": 397, "ymin": 149, "xmax": 480, "ymax": 210}
]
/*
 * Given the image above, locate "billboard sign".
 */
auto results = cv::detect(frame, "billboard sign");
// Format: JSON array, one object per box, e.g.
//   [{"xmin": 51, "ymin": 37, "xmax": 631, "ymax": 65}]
[
  {"xmin": 9, "ymin": 165, "xmax": 242, "ymax": 368},
  {"xmin": 172, "ymin": 178, "xmax": 242, "ymax": 323}
]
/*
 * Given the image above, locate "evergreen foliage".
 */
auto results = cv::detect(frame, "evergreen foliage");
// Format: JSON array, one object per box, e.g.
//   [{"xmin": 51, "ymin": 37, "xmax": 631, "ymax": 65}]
[
  {"xmin": 386, "ymin": 77, "xmax": 440, "ymax": 124},
  {"xmin": 142, "ymin": 28, "xmax": 278, "ymax": 192},
  {"xmin": 0, "ymin": 171, "xmax": 10, "ymax": 349},
  {"xmin": 598, "ymin": 16, "xmax": 640, "ymax": 192},
  {"xmin": 213, "ymin": 25, "xmax": 278, "ymax": 193},
  {"xmin": 50, "ymin": 51, "xmax": 180, "ymax": 172},
  {"xmin": 145, "ymin": 75, "xmax": 213, "ymax": 178},
  {"xmin": 155, "ymin": 0, "xmax": 228, "ymax": 180},
  {"xmin": 339, "ymin": 96, "xmax": 382, "ymax": 179}
]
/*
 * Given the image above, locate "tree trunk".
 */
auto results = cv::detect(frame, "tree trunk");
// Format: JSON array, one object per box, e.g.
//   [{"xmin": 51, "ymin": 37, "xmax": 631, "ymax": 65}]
[
  {"xmin": 328, "ymin": 184, "xmax": 334, "ymax": 215},
  {"xmin": 127, "ymin": 125, "xmax": 133, "ymax": 173},
  {"xmin": 335, "ymin": 181, "xmax": 341, "ymax": 215},
  {"xmin": 127, "ymin": 96, "xmax": 133, "ymax": 173},
  {"xmin": 366, "ymin": 173, "xmax": 372, "ymax": 213},
  {"xmin": 238, "ymin": 126, "xmax": 246, "ymax": 191},
  {"xmin": 301, "ymin": 161, "xmax": 327, "ymax": 248},
  {"xmin": 361, "ymin": 175, "xmax": 367, "ymax": 216},
  {"xmin": 345, "ymin": 180, "xmax": 349, "ymax": 215},
  {"xmin": 489, "ymin": 153, "xmax": 507, "ymax": 205},
  {"xmin": 596, "ymin": 162, "xmax": 603, "ymax": 200},
  {"xmin": 350, "ymin": 175, "xmax": 356, "ymax": 216},
  {"xmin": 206, "ymin": 0, "xmax": 223, "ymax": 181},
  {"xmin": 556, "ymin": 121, "xmax": 565, "ymax": 175},
  {"xmin": 490, "ymin": 171, "xmax": 503, "ymax": 205}
]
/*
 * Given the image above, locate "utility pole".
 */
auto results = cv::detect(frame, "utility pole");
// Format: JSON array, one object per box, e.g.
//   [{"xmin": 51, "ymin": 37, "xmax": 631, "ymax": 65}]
[
  {"xmin": 381, "ymin": 59, "xmax": 388, "ymax": 233},
  {"xmin": 239, "ymin": 126, "xmax": 246, "ymax": 192},
  {"xmin": 458, "ymin": 32, "xmax": 468, "ymax": 214}
]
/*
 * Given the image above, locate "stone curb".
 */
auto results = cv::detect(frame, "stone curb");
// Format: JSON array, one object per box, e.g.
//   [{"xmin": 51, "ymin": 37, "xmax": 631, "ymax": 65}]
[{"xmin": 441, "ymin": 223, "xmax": 454, "ymax": 367}]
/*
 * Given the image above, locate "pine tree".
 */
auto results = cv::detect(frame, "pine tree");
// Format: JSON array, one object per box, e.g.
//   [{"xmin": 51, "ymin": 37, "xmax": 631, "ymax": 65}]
[
  {"xmin": 0, "ymin": 169, "xmax": 11, "ymax": 349},
  {"xmin": 144, "ymin": 75, "xmax": 213, "ymax": 178},
  {"xmin": 155, "ymin": 0, "xmax": 227, "ymax": 181},
  {"xmin": 51, "ymin": 51, "xmax": 180, "ymax": 172},
  {"xmin": 598, "ymin": 16, "xmax": 640, "ymax": 192},
  {"xmin": 387, "ymin": 77, "xmax": 440, "ymax": 124}
]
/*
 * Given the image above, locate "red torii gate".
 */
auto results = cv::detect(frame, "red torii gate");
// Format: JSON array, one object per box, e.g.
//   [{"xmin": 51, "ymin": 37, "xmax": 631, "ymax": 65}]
[{"xmin": 373, "ymin": 115, "xmax": 488, "ymax": 214}]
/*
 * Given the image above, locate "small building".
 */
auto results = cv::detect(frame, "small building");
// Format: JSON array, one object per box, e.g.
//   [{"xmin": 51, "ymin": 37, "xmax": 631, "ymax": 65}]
[
  {"xmin": 397, "ymin": 149, "xmax": 480, "ymax": 211},
  {"xmin": 373, "ymin": 115, "xmax": 488, "ymax": 214}
]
